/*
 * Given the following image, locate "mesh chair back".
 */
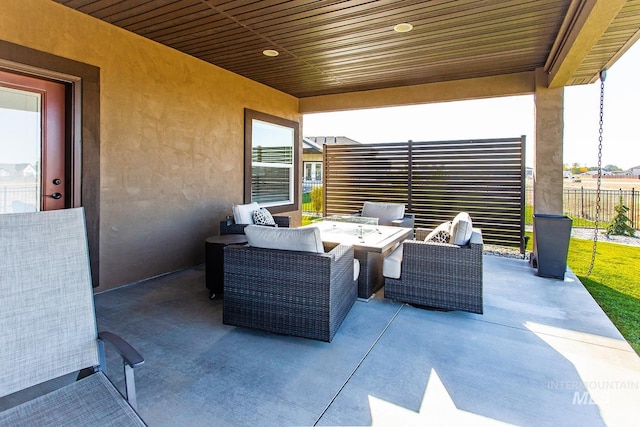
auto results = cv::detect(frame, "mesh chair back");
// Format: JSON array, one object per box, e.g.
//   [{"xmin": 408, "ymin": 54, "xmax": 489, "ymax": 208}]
[{"xmin": 0, "ymin": 208, "xmax": 99, "ymax": 397}]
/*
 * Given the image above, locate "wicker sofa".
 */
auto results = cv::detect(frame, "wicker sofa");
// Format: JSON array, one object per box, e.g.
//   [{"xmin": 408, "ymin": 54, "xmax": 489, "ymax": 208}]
[
  {"xmin": 383, "ymin": 227, "xmax": 484, "ymax": 314},
  {"xmin": 223, "ymin": 225, "xmax": 357, "ymax": 342}
]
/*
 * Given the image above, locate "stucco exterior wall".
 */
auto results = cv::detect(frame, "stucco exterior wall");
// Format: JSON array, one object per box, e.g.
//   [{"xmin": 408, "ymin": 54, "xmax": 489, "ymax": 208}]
[
  {"xmin": 1, "ymin": 0, "xmax": 300, "ymax": 291},
  {"xmin": 299, "ymin": 71, "xmax": 536, "ymax": 113},
  {"xmin": 303, "ymin": 153, "xmax": 324, "ymax": 163},
  {"xmin": 534, "ymin": 68, "xmax": 564, "ymax": 215}
]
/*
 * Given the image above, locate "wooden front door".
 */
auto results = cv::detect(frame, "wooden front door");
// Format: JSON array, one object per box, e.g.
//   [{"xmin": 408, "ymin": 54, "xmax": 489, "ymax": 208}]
[{"xmin": 0, "ymin": 70, "xmax": 67, "ymax": 213}]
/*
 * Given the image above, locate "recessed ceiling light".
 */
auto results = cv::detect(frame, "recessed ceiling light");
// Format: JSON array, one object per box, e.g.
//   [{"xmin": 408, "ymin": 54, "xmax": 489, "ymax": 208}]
[
  {"xmin": 393, "ymin": 23, "xmax": 413, "ymax": 33},
  {"xmin": 263, "ymin": 49, "xmax": 279, "ymax": 57}
]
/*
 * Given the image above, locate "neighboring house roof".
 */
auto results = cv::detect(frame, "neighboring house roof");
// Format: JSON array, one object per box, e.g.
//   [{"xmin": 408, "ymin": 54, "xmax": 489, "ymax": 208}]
[
  {"xmin": 0, "ymin": 163, "xmax": 32, "ymax": 177},
  {"xmin": 302, "ymin": 137, "xmax": 323, "ymax": 154},
  {"xmin": 627, "ymin": 166, "xmax": 640, "ymax": 175}
]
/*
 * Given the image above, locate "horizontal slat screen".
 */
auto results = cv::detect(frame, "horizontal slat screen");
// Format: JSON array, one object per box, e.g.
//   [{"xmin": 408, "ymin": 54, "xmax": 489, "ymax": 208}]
[{"xmin": 324, "ymin": 137, "xmax": 526, "ymax": 249}]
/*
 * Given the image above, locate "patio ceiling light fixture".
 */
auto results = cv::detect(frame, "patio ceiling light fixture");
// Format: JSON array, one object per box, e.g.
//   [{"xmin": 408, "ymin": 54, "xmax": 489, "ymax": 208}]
[
  {"xmin": 393, "ymin": 23, "xmax": 413, "ymax": 33},
  {"xmin": 263, "ymin": 49, "xmax": 279, "ymax": 57}
]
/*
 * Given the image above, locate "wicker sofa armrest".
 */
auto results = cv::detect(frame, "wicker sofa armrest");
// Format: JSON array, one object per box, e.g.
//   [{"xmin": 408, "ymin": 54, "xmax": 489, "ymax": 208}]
[
  {"xmin": 415, "ymin": 227, "xmax": 483, "ymax": 246},
  {"xmin": 469, "ymin": 228, "xmax": 483, "ymax": 246},
  {"xmin": 220, "ymin": 215, "xmax": 291, "ymax": 235},
  {"xmin": 273, "ymin": 215, "xmax": 291, "ymax": 227},
  {"xmin": 415, "ymin": 227, "xmax": 434, "ymax": 241},
  {"xmin": 390, "ymin": 213, "xmax": 415, "ymax": 229},
  {"xmin": 328, "ymin": 243, "xmax": 353, "ymax": 262}
]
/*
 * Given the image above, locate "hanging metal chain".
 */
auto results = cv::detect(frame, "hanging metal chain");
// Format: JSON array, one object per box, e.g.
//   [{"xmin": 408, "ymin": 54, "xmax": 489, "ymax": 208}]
[{"xmin": 587, "ymin": 70, "xmax": 606, "ymax": 276}]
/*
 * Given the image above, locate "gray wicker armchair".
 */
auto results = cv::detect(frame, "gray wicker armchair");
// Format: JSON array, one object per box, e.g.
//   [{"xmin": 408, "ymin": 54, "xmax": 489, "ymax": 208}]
[
  {"xmin": 383, "ymin": 227, "xmax": 484, "ymax": 314},
  {"xmin": 223, "ymin": 240, "xmax": 357, "ymax": 342}
]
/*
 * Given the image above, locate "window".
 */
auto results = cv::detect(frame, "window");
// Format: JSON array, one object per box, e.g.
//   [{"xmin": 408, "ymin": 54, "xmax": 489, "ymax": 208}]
[
  {"xmin": 244, "ymin": 109, "xmax": 299, "ymax": 213},
  {"xmin": 303, "ymin": 162, "xmax": 322, "ymax": 181}
]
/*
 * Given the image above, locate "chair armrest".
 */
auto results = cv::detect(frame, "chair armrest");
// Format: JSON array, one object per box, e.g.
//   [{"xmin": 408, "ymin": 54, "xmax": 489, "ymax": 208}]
[
  {"xmin": 469, "ymin": 228, "xmax": 483, "ymax": 246},
  {"xmin": 98, "ymin": 331, "xmax": 144, "ymax": 368},
  {"xmin": 220, "ymin": 220, "xmax": 247, "ymax": 235},
  {"xmin": 415, "ymin": 227, "xmax": 434, "ymax": 241},
  {"xmin": 327, "ymin": 243, "xmax": 353, "ymax": 262},
  {"xmin": 404, "ymin": 229, "xmax": 484, "ymax": 257},
  {"xmin": 391, "ymin": 213, "xmax": 415, "ymax": 229},
  {"xmin": 220, "ymin": 215, "xmax": 291, "ymax": 235},
  {"xmin": 98, "ymin": 331, "xmax": 144, "ymax": 409},
  {"xmin": 273, "ymin": 215, "xmax": 291, "ymax": 228}
]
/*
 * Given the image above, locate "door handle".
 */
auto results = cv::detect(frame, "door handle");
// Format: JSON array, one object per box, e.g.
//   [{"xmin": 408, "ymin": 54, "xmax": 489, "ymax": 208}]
[{"xmin": 48, "ymin": 192, "xmax": 63, "ymax": 200}]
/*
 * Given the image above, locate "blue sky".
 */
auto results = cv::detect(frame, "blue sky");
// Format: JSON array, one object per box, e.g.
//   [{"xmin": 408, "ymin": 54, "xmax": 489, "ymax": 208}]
[{"xmin": 304, "ymin": 41, "xmax": 640, "ymax": 170}]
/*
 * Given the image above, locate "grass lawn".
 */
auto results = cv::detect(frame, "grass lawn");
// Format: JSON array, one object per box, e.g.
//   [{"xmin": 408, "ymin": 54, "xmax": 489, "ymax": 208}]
[{"xmin": 567, "ymin": 238, "xmax": 640, "ymax": 355}]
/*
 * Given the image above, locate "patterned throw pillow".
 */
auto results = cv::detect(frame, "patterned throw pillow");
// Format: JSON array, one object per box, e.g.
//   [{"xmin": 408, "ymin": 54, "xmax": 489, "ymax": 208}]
[
  {"xmin": 425, "ymin": 221, "xmax": 452, "ymax": 243},
  {"xmin": 252, "ymin": 207, "xmax": 276, "ymax": 226}
]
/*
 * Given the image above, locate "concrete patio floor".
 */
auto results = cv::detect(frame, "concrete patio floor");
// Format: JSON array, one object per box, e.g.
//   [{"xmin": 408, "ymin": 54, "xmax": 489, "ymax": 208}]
[{"xmin": 95, "ymin": 255, "xmax": 640, "ymax": 426}]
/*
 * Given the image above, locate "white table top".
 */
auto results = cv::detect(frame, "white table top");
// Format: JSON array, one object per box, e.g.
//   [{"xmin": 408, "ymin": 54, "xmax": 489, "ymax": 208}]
[{"xmin": 303, "ymin": 220, "xmax": 412, "ymax": 253}]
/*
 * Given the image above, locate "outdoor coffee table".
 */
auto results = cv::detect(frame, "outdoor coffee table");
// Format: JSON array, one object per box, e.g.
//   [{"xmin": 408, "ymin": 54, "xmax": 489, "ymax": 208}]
[{"xmin": 302, "ymin": 219, "xmax": 412, "ymax": 299}]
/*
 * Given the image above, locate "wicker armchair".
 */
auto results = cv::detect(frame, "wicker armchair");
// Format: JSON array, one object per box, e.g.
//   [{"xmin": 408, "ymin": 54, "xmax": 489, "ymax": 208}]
[
  {"xmin": 383, "ymin": 227, "xmax": 484, "ymax": 314},
  {"xmin": 224, "ymin": 242, "xmax": 357, "ymax": 342}
]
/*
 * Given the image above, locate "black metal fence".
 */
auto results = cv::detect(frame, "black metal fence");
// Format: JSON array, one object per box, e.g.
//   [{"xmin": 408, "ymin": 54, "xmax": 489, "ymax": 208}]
[
  {"xmin": 0, "ymin": 184, "xmax": 38, "ymax": 214},
  {"xmin": 323, "ymin": 137, "xmax": 526, "ymax": 249},
  {"xmin": 525, "ymin": 187, "xmax": 639, "ymax": 228}
]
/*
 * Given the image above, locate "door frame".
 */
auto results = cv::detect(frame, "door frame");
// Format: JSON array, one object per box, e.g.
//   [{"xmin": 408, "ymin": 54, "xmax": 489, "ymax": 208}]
[{"xmin": 0, "ymin": 40, "xmax": 101, "ymax": 287}]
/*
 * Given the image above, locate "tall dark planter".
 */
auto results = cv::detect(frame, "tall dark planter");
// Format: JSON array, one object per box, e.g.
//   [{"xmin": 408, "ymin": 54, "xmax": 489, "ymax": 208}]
[{"xmin": 533, "ymin": 214, "xmax": 572, "ymax": 280}]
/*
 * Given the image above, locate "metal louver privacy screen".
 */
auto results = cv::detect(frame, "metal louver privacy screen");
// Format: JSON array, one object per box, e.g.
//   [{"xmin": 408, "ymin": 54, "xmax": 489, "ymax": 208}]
[{"xmin": 323, "ymin": 137, "xmax": 526, "ymax": 249}]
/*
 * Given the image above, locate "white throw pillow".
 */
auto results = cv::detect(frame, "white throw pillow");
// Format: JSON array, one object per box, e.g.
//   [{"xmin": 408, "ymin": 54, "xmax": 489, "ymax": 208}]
[
  {"xmin": 361, "ymin": 202, "xmax": 405, "ymax": 226},
  {"xmin": 425, "ymin": 221, "xmax": 452, "ymax": 243},
  {"xmin": 245, "ymin": 225, "xmax": 325, "ymax": 253},
  {"xmin": 253, "ymin": 207, "xmax": 276, "ymax": 226},
  {"xmin": 449, "ymin": 212, "xmax": 473, "ymax": 245},
  {"xmin": 232, "ymin": 202, "xmax": 259, "ymax": 225}
]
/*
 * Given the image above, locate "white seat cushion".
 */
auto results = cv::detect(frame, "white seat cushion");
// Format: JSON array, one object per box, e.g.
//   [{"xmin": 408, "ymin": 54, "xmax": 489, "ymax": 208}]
[
  {"xmin": 245, "ymin": 225, "xmax": 325, "ymax": 253},
  {"xmin": 382, "ymin": 244, "xmax": 403, "ymax": 279},
  {"xmin": 232, "ymin": 202, "xmax": 259, "ymax": 225},
  {"xmin": 450, "ymin": 212, "xmax": 473, "ymax": 245},
  {"xmin": 361, "ymin": 202, "xmax": 405, "ymax": 226}
]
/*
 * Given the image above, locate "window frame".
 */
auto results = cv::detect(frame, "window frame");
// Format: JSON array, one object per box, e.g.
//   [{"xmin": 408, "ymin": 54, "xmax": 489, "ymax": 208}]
[{"xmin": 244, "ymin": 109, "xmax": 300, "ymax": 214}]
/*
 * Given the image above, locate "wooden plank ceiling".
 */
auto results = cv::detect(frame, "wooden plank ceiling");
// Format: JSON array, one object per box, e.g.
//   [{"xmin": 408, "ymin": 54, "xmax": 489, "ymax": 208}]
[{"xmin": 53, "ymin": 0, "xmax": 639, "ymax": 98}]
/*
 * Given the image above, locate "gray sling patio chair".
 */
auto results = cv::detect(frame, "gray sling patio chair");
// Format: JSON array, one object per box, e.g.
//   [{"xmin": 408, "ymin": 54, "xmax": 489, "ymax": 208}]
[{"xmin": 0, "ymin": 208, "xmax": 145, "ymax": 426}]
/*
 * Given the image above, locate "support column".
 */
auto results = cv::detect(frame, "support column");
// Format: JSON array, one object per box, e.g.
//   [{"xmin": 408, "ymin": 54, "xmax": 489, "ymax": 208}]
[{"xmin": 534, "ymin": 68, "xmax": 564, "ymax": 215}]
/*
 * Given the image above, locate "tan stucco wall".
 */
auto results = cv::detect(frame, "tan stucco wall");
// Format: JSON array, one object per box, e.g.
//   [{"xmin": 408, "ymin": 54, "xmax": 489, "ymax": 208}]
[
  {"xmin": 534, "ymin": 68, "xmax": 564, "ymax": 215},
  {"xmin": 303, "ymin": 153, "xmax": 324, "ymax": 162},
  {"xmin": 299, "ymin": 71, "xmax": 536, "ymax": 113},
  {"xmin": 1, "ymin": 0, "xmax": 300, "ymax": 291}
]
